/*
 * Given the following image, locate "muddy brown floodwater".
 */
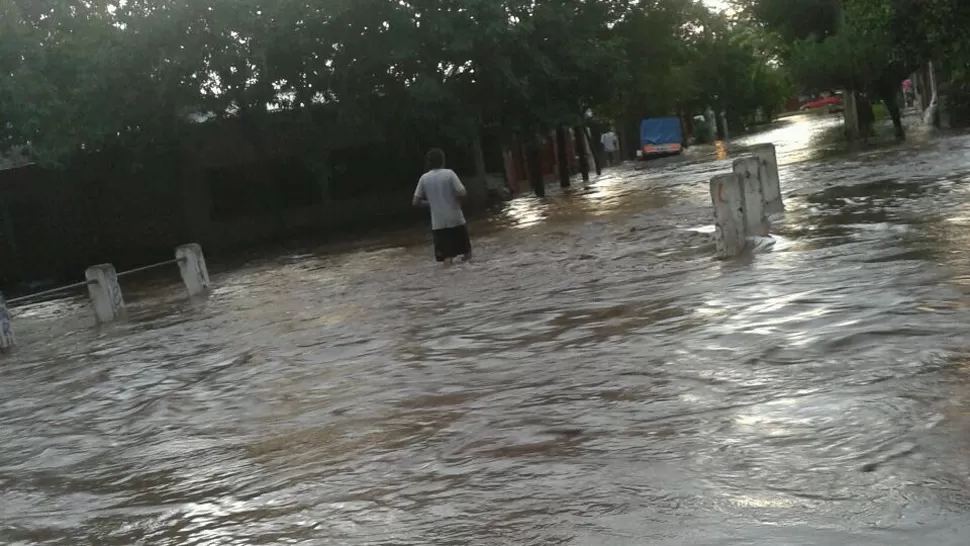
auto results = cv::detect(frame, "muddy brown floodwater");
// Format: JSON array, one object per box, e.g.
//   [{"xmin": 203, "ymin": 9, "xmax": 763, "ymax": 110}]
[{"xmin": 5, "ymin": 114, "xmax": 970, "ymax": 545}]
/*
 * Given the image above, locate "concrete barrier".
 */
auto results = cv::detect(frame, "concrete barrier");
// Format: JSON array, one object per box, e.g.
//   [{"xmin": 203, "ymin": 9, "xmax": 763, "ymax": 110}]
[
  {"xmin": 710, "ymin": 173, "xmax": 747, "ymax": 258},
  {"xmin": 748, "ymin": 143, "xmax": 783, "ymax": 214},
  {"xmin": 732, "ymin": 156, "xmax": 769, "ymax": 238},
  {"xmin": 710, "ymin": 146, "xmax": 783, "ymax": 259},
  {"xmin": 176, "ymin": 244, "xmax": 210, "ymax": 298},
  {"xmin": 0, "ymin": 244, "xmax": 212, "ymax": 351},
  {"xmin": 0, "ymin": 293, "xmax": 13, "ymax": 353},
  {"xmin": 86, "ymin": 264, "xmax": 126, "ymax": 324}
]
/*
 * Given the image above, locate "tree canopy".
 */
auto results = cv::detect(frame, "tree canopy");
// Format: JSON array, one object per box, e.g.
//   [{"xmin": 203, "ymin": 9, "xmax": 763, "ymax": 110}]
[
  {"xmin": 741, "ymin": 0, "xmax": 970, "ymax": 133},
  {"xmin": 1, "ymin": 0, "xmax": 795, "ymax": 165}
]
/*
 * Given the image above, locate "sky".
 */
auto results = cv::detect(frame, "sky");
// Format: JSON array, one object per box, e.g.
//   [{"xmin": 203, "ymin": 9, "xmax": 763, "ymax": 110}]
[{"xmin": 704, "ymin": 0, "xmax": 731, "ymax": 11}]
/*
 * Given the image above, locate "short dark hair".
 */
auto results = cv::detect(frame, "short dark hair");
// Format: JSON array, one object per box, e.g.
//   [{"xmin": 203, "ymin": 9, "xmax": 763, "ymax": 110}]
[{"xmin": 425, "ymin": 148, "xmax": 446, "ymax": 169}]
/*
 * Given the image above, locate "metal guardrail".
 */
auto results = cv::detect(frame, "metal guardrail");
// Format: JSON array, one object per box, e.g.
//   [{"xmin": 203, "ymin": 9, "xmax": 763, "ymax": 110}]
[
  {"xmin": 1, "ymin": 244, "xmax": 209, "ymax": 352},
  {"xmin": 6, "ymin": 257, "xmax": 186, "ymax": 308},
  {"xmin": 6, "ymin": 280, "xmax": 97, "ymax": 306},
  {"xmin": 117, "ymin": 258, "xmax": 183, "ymax": 279}
]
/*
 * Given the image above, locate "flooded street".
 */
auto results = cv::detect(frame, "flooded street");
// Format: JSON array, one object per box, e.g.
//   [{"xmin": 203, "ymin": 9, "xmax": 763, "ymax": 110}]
[{"xmin": 6, "ymin": 113, "xmax": 970, "ymax": 544}]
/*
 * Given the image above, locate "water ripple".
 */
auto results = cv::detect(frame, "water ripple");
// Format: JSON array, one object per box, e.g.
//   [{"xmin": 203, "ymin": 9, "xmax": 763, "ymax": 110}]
[{"xmin": 4, "ymin": 114, "xmax": 970, "ymax": 544}]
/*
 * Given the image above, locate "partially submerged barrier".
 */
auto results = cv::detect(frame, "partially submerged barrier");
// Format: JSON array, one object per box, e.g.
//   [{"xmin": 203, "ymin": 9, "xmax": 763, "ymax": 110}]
[
  {"xmin": 710, "ymin": 174, "xmax": 746, "ymax": 258},
  {"xmin": 0, "ymin": 244, "xmax": 209, "ymax": 353},
  {"xmin": 732, "ymin": 156, "xmax": 770, "ymax": 238},
  {"xmin": 748, "ymin": 144, "xmax": 783, "ymax": 214},
  {"xmin": 710, "ymin": 143, "xmax": 784, "ymax": 258}
]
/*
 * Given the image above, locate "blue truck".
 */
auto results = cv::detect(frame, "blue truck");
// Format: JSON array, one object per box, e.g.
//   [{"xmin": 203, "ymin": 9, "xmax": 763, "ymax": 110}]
[{"xmin": 639, "ymin": 117, "xmax": 684, "ymax": 159}]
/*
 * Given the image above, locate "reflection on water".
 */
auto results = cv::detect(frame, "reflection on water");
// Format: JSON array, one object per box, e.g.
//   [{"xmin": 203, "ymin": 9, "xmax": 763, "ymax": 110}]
[
  {"xmin": 715, "ymin": 139, "xmax": 728, "ymax": 160},
  {"xmin": 5, "ymin": 114, "xmax": 970, "ymax": 544}
]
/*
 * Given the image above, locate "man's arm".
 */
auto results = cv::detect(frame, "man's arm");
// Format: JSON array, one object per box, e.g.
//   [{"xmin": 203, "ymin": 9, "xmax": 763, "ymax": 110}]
[
  {"xmin": 451, "ymin": 171, "xmax": 468, "ymax": 200},
  {"xmin": 412, "ymin": 179, "xmax": 428, "ymax": 207}
]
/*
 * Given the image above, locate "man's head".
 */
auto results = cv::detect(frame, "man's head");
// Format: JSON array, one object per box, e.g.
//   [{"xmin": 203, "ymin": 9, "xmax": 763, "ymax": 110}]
[{"xmin": 426, "ymin": 148, "xmax": 446, "ymax": 170}]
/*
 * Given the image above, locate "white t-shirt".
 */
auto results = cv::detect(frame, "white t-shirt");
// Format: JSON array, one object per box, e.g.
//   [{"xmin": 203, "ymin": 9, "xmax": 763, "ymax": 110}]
[
  {"xmin": 601, "ymin": 131, "xmax": 618, "ymax": 152},
  {"xmin": 414, "ymin": 168, "xmax": 467, "ymax": 230}
]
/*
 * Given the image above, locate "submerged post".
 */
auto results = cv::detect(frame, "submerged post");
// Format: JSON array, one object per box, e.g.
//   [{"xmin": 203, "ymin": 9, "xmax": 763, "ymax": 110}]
[
  {"xmin": 85, "ymin": 264, "xmax": 126, "ymax": 323},
  {"xmin": 176, "ymin": 244, "xmax": 210, "ymax": 298},
  {"xmin": 710, "ymin": 173, "xmax": 747, "ymax": 258},
  {"xmin": 748, "ymin": 143, "xmax": 783, "ymax": 214},
  {"xmin": 0, "ymin": 293, "xmax": 14, "ymax": 353},
  {"xmin": 732, "ymin": 156, "xmax": 769, "ymax": 238}
]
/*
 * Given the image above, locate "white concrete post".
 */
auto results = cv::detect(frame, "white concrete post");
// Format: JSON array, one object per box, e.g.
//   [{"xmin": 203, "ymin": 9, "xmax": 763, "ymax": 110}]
[
  {"xmin": 176, "ymin": 244, "xmax": 211, "ymax": 298},
  {"xmin": 85, "ymin": 264, "xmax": 126, "ymax": 323},
  {"xmin": 710, "ymin": 173, "xmax": 747, "ymax": 258},
  {"xmin": 748, "ymin": 143, "xmax": 783, "ymax": 214},
  {"xmin": 0, "ymin": 292, "xmax": 14, "ymax": 353},
  {"xmin": 732, "ymin": 156, "xmax": 769, "ymax": 238}
]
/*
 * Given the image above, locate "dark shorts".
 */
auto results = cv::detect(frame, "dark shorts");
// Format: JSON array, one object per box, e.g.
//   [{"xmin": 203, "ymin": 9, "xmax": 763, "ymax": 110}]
[{"xmin": 432, "ymin": 225, "xmax": 472, "ymax": 262}]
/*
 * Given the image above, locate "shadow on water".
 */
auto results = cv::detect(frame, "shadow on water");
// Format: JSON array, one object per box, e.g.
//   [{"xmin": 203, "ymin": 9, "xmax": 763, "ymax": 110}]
[
  {"xmin": 7, "ymin": 113, "xmax": 970, "ymax": 545},
  {"xmin": 810, "ymin": 178, "xmax": 940, "ymax": 203}
]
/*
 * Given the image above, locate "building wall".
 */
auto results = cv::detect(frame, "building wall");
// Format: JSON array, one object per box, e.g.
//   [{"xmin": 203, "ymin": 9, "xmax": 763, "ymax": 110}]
[
  {"xmin": 0, "ymin": 165, "xmax": 89, "ymax": 288},
  {"xmin": 0, "ymin": 120, "xmax": 499, "ymax": 292}
]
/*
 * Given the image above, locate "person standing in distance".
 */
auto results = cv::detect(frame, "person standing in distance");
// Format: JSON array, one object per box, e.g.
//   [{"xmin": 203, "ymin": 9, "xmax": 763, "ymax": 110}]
[
  {"xmin": 600, "ymin": 129, "xmax": 620, "ymax": 167},
  {"xmin": 413, "ymin": 148, "xmax": 472, "ymax": 264}
]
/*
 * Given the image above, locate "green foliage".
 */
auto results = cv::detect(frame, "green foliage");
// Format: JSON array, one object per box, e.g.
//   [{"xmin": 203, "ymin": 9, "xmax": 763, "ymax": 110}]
[
  {"xmin": 607, "ymin": 3, "xmax": 793, "ymax": 133},
  {"xmin": 1, "ymin": 0, "xmax": 800, "ymax": 164},
  {"xmin": 745, "ymin": 0, "xmax": 969, "ymax": 96},
  {"xmin": 908, "ymin": 0, "xmax": 970, "ymax": 61},
  {"xmin": 735, "ymin": 0, "xmax": 841, "ymax": 42},
  {"xmin": 742, "ymin": 0, "xmax": 970, "ymax": 136}
]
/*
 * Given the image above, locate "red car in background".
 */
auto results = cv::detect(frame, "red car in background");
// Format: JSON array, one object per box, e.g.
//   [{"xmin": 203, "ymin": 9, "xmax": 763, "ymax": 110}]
[{"xmin": 801, "ymin": 95, "xmax": 844, "ymax": 112}]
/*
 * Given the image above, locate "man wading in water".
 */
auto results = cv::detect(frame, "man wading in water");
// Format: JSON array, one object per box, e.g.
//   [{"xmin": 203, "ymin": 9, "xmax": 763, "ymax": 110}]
[{"xmin": 413, "ymin": 148, "xmax": 472, "ymax": 264}]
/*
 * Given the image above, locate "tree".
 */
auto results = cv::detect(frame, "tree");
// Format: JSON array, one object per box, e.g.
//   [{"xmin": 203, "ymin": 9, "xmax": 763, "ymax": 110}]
[
  {"xmin": 603, "ymin": 1, "xmax": 792, "ymax": 146},
  {"xmin": 737, "ymin": 0, "xmax": 840, "ymax": 41},
  {"xmin": 743, "ymin": 0, "xmax": 919, "ymax": 139},
  {"xmin": 0, "ymin": 0, "xmax": 797, "ymax": 171}
]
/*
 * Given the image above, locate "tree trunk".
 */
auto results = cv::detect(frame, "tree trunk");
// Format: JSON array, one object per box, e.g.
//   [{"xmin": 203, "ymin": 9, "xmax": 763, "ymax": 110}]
[
  {"xmin": 705, "ymin": 107, "xmax": 717, "ymax": 142},
  {"xmin": 470, "ymin": 133, "xmax": 490, "ymax": 202},
  {"xmin": 719, "ymin": 112, "xmax": 730, "ymax": 140},
  {"xmin": 680, "ymin": 112, "xmax": 692, "ymax": 149},
  {"xmin": 525, "ymin": 137, "xmax": 546, "ymax": 197},
  {"xmin": 618, "ymin": 126, "xmax": 628, "ymax": 163},
  {"xmin": 584, "ymin": 126, "xmax": 601, "ymax": 176},
  {"xmin": 555, "ymin": 126, "xmax": 571, "ymax": 189},
  {"xmin": 915, "ymin": 71, "xmax": 928, "ymax": 111},
  {"xmin": 856, "ymin": 93, "xmax": 875, "ymax": 139},
  {"xmin": 843, "ymin": 91, "xmax": 860, "ymax": 141},
  {"xmin": 883, "ymin": 91, "xmax": 905, "ymax": 140},
  {"xmin": 574, "ymin": 126, "xmax": 591, "ymax": 183}
]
